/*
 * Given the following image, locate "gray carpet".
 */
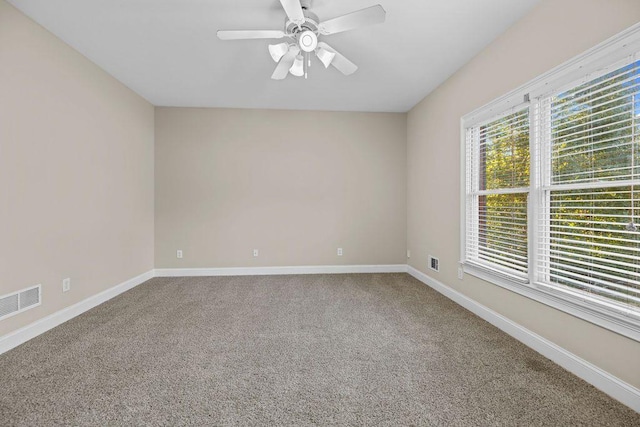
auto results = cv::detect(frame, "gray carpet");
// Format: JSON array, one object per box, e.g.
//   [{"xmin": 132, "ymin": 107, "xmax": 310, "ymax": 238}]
[{"xmin": 0, "ymin": 273, "xmax": 638, "ymax": 426}]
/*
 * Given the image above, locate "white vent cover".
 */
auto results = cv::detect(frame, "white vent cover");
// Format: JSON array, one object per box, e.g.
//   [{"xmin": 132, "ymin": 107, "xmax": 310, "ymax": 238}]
[
  {"xmin": 429, "ymin": 256, "xmax": 440, "ymax": 272},
  {"xmin": 0, "ymin": 285, "xmax": 41, "ymax": 321}
]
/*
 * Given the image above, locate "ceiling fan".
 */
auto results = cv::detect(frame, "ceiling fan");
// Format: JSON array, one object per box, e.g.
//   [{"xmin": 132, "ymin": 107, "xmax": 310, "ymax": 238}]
[{"xmin": 217, "ymin": 0, "xmax": 386, "ymax": 80}]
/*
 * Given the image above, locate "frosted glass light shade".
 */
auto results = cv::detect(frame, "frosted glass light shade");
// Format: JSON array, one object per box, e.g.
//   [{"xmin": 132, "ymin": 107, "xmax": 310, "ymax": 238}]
[
  {"xmin": 316, "ymin": 47, "xmax": 336, "ymax": 68},
  {"xmin": 289, "ymin": 55, "xmax": 304, "ymax": 76},
  {"xmin": 269, "ymin": 43, "xmax": 289, "ymax": 62}
]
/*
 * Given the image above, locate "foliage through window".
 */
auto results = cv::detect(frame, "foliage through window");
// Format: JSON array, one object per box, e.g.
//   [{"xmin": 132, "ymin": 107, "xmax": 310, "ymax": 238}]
[
  {"xmin": 464, "ymin": 55, "xmax": 640, "ymax": 323},
  {"xmin": 540, "ymin": 60, "xmax": 640, "ymax": 311},
  {"xmin": 466, "ymin": 109, "xmax": 530, "ymax": 279}
]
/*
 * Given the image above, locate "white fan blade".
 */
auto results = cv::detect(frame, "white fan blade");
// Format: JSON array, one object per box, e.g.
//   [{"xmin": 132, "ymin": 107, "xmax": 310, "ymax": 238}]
[
  {"xmin": 319, "ymin": 5, "xmax": 386, "ymax": 35},
  {"xmin": 316, "ymin": 42, "xmax": 357, "ymax": 76},
  {"xmin": 272, "ymin": 47, "xmax": 299, "ymax": 80},
  {"xmin": 279, "ymin": 0, "xmax": 305, "ymax": 26},
  {"xmin": 217, "ymin": 30, "xmax": 286, "ymax": 40}
]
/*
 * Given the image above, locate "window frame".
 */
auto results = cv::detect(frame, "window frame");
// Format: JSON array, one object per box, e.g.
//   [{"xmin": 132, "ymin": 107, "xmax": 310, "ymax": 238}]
[
  {"xmin": 465, "ymin": 105, "xmax": 532, "ymax": 282},
  {"xmin": 460, "ymin": 23, "xmax": 640, "ymax": 342}
]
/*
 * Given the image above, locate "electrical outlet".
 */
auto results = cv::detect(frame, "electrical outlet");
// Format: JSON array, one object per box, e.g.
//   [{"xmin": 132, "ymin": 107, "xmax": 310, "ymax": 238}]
[
  {"xmin": 458, "ymin": 267, "xmax": 464, "ymax": 280},
  {"xmin": 62, "ymin": 278, "xmax": 71, "ymax": 293},
  {"xmin": 253, "ymin": 249, "xmax": 259, "ymax": 257},
  {"xmin": 407, "ymin": 250, "xmax": 411, "ymax": 259},
  {"xmin": 177, "ymin": 250, "xmax": 183, "ymax": 259},
  {"xmin": 337, "ymin": 248, "xmax": 343, "ymax": 256}
]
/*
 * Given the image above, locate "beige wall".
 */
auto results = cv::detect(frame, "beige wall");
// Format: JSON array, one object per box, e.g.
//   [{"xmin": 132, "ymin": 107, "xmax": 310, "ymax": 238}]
[
  {"xmin": 407, "ymin": 0, "xmax": 640, "ymax": 388},
  {"xmin": 4, "ymin": 0, "xmax": 638, "ymax": 397},
  {"xmin": 0, "ymin": 0, "xmax": 155, "ymax": 336},
  {"xmin": 155, "ymin": 108, "xmax": 406, "ymax": 268}
]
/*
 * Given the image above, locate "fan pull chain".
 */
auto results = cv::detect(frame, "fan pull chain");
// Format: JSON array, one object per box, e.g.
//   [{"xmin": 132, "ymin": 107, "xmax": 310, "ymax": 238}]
[{"xmin": 305, "ymin": 52, "xmax": 309, "ymax": 79}]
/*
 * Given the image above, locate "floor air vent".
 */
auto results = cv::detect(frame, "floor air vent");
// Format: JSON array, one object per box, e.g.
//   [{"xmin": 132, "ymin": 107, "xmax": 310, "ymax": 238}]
[{"xmin": 0, "ymin": 285, "xmax": 41, "ymax": 321}]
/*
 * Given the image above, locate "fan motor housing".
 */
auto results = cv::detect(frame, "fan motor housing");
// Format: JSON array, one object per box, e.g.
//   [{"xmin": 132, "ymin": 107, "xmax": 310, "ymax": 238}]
[
  {"xmin": 285, "ymin": 9, "xmax": 319, "ymax": 36},
  {"xmin": 298, "ymin": 30, "xmax": 318, "ymax": 52}
]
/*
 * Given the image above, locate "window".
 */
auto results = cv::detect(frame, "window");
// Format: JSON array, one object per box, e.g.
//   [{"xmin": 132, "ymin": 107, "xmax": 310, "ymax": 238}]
[
  {"xmin": 462, "ymin": 27, "xmax": 640, "ymax": 340},
  {"xmin": 538, "ymin": 61, "xmax": 640, "ymax": 313},
  {"xmin": 466, "ymin": 108, "xmax": 530, "ymax": 281}
]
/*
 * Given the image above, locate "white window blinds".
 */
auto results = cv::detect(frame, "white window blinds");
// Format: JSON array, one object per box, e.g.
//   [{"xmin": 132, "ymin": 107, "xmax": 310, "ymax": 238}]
[
  {"xmin": 465, "ymin": 108, "xmax": 530, "ymax": 279},
  {"xmin": 537, "ymin": 59, "xmax": 640, "ymax": 312},
  {"xmin": 462, "ymin": 28, "xmax": 640, "ymax": 338}
]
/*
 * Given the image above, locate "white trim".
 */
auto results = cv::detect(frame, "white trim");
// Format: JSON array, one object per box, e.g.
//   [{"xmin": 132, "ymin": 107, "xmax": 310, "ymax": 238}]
[
  {"xmin": 0, "ymin": 265, "xmax": 405, "ymax": 355},
  {"xmin": 154, "ymin": 264, "xmax": 408, "ymax": 277},
  {"xmin": 2, "ymin": 265, "xmax": 639, "ymax": 412},
  {"xmin": 0, "ymin": 270, "xmax": 154, "ymax": 355},
  {"xmin": 461, "ymin": 23, "xmax": 640, "ymax": 341},
  {"xmin": 471, "ymin": 187, "xmax": 530, "ymax": 196},
  {"xmin": 460, "ymin": 118, "xmax": 467, "ymax": 267},
  {"xmin": 462, "ymin": 262, "xmax": 640, "ymax": 343},
  {"xmin": 542, "ymin": 179, "xmax": 640, "ymax": 192},
  {"xmin": 407, "ymin": 266, "xmax": 640, "ymax": 413},
  {"xmin": 462, "ymin": 23, "xmax": 640, "ymax": 126}
]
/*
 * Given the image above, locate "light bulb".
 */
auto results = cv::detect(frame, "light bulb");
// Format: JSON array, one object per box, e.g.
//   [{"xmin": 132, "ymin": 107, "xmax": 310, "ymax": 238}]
[{"xmin": 289, "ymin": 55, "xmax": 304, "ymax": 77}]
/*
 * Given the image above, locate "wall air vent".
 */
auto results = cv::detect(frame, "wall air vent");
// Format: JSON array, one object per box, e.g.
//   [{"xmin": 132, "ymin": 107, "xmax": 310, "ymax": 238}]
[
  {"xmin": 0, "ymin": 285, "xmax": 41, "ymax": 321},
  {"xmin": 429, "ymin": 256, "xmax": 440, "ymax": 272}
]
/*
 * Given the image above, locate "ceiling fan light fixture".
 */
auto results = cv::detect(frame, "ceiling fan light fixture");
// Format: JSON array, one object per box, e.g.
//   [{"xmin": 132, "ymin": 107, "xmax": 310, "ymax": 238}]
[
  {"xmin": 289, "ymin": 54, "xmax": 305, "ymax": 77},
  {"xmin": 298, "ymin": 30, "xmax": 318, "ymax": 53},
  {"xmin": 218, "ymin": 1, "xmax": 386, "ymax": 80},
  {"xmin": 316, "ymin": 47, "xmax": 336, "ymax": 68},
  {"xmin": 268, "ymin": 43, "xmax": 290, "ymax": 62}
]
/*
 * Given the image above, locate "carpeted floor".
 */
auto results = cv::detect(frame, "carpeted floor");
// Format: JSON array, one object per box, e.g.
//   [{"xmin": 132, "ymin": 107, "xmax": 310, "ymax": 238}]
[{"xmin": 0, "ymin": 273, "xmax": 638, "ymax": 426}]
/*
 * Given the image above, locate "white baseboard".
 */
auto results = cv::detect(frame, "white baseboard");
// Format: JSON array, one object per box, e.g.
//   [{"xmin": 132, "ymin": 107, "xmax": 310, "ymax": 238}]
[
  {"xmin": 0, "ymin": 265, "xmax": 405, "ymax": 355},
  {"xmin": 154, "ymin": 264, "xmax": 408, "ymax": 277},
  {"xmin": 3, "ymin": 264, "xmax": 638, "ymax": 412},
  {"xmin": 0, "ymin": 270, "xmax": 154, "ymax": 356},
  {"xmin": 407, "ymin": 266, "xmax": 640, "ymax": 413}
]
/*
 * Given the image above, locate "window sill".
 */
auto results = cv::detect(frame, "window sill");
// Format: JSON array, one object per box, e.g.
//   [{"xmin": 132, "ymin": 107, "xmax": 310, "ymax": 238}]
[{"xmin": 462, "ymin": 262, "xmax": 640, "ymax": 343}]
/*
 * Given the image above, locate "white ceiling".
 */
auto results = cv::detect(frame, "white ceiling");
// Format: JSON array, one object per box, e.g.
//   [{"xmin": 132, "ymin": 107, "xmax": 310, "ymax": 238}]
[{"xmin": 8, "ymin": 0, "xmax": 540, "ymax": 112}]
